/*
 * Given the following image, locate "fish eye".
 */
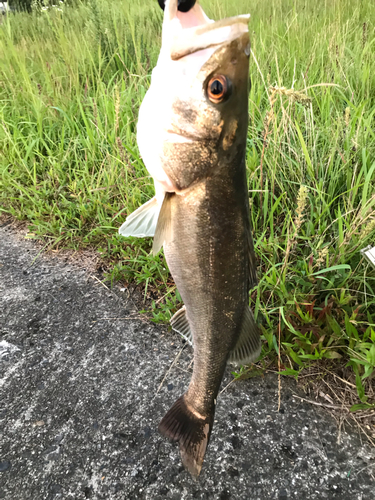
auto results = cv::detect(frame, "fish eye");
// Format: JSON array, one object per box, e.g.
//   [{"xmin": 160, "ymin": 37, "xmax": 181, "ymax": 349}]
[{"xmin": 207, "ymin": 75, "xmax": 230, "ymax": 104}]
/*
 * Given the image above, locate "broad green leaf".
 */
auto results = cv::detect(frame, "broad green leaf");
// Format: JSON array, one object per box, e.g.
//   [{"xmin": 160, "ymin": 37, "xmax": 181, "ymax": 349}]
[
  {"xmin": 324, "ymin": 350, "xmax": 342, "ymax": 359},
  {"xmin": 355, "ymin": 374, "xmax": 367, "ymax": 402},
  {"xmin": 288, "ymin": 349, "xmax": 303, "ymax": 366},
  {"xmin": 326, "ymin": 315, "xmax": 342, "ymax": 336},
  {"xmin": 350, "ymin": 403, "xmax": 375, "ymax": 412},
  {"xmin": 279, "ymin": 368, "xmax": 299, "ymax": 379},
  {"xmin": 363, "ymin": 364, "xmax": 373, "ymax": 379},
  {"xmin": 312, "ymin": 264, "xmax": 351, "ymax": 276},
  {"xmin": 367, "ymin": 344, "xmax": 375, "ymax": 366}
]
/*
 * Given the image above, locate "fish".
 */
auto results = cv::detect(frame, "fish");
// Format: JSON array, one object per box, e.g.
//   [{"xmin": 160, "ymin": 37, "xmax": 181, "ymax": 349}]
[
  {"xmin": 158, "ymin": 0, "xmax": 197, "ymax": 13},
  {"xmin": 119, "ymin": 0, "xmax": 261, "ymax": 477}
]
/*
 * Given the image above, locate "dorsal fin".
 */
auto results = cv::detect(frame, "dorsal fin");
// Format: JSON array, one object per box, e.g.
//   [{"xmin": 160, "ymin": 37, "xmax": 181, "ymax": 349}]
[{"xmin": 227, "ymin": 306, "xmax": 261, "ymax": 365}]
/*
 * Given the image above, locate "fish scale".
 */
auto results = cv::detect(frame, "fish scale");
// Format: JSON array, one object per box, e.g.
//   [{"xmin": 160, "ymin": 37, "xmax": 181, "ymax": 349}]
[{"xmin": 119, "ymin": 0, "xmax": 261, "ymax": 476}]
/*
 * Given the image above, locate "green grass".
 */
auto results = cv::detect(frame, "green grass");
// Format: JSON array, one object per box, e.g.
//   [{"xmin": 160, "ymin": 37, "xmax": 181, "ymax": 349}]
[{"xmin": 1, "ymin": 0, "xmax": 375, "ymax": 407}]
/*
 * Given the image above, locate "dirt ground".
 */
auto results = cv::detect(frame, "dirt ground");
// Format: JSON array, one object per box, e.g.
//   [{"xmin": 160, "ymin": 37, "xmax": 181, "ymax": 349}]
[{"xmin": 0, "ymin": 222, "xmax": 374, "ymax": 500}]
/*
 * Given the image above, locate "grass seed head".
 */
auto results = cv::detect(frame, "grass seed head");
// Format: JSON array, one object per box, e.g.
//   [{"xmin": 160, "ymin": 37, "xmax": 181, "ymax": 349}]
[
  {"xmin": 360, "ymin": 218, "xmax": 375, "ymax": 240},
  {"xmin": 316, "ymin": 247, "xmax": 329, "ymax": 268},
  {"xmin": 294, "ymin": 185, "xmax": 309, "ymax": 234},
  {"xmin": 345, "ymin": 106, "xmax": 350, "ymax": 128},
  {"xmin": 115, "ymin": 86, "xmax": 120, "ymax": 134},
  {"xmin": 269, "ymin": 86, "xmax": 312, "ymax": 107}
]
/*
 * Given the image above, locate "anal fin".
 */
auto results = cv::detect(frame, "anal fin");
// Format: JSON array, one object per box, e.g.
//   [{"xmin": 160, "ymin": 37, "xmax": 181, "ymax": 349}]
[
  {"xmin": 170, "ymin": 306, "xmax": 193, "ymax": 346},
  {"xmin": 118, "ymin": 197, "xmax": 160, "ymax": 238},
  {"xmin": 171, "ymin": 305, "xmax": 261, "ymax": 365},
  {"xmin": 228, "ymin": 306, "xmax": 261, "ymax": 365}
]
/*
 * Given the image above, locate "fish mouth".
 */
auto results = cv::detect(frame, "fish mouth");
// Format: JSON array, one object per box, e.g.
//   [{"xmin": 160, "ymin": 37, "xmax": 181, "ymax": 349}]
[
  {"xmin": 165, "ymin": 130, "xmax": 203, "ymax": 143},
  {"xmin": 163, "ymin": 0, "xmax": 250, "ymax": 61}
]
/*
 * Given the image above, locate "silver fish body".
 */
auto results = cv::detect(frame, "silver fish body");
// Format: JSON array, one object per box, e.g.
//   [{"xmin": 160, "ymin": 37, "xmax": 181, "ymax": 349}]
[
  {"xmin": 155, "ymin": 33, "xmax": 260, "ymax": 475},
  {"xmin": 119, "ymin": 0, "xmax": 261, "ymax": 476}
]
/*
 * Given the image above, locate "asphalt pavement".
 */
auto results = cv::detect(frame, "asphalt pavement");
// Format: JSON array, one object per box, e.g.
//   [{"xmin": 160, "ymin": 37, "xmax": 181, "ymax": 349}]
[{"xmin": 0, "ymin": 223, "xmax": 374, "ymax": 500}]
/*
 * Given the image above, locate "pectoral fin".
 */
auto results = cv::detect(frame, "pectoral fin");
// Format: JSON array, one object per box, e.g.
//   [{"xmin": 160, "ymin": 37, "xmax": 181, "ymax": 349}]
[
  {"xmin": 119, "ymin": 197, "xmax": 160, "ymax": 238},
  {"xmin": 153, "ymin": 192, "xmax": 174, "ymax": 255},
  {"xmin": 228, "ymin": 306, "xmax": 261, "ymax": 365}
]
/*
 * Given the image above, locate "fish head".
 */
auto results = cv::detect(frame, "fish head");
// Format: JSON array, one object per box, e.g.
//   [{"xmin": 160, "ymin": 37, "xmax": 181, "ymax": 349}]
[{"xmin": 137, "ymin": 0, "xmax": 251, "ymax": 191}]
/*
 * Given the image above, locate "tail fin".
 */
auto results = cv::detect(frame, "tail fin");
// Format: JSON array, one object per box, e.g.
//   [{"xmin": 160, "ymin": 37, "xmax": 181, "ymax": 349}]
[{"xmin": 158, "ymin": 395, "xmax": 214, "ymax": 477}]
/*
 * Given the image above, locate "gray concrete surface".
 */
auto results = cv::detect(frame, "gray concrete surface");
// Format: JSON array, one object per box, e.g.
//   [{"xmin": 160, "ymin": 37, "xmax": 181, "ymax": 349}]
[{"xmin": 0, "ymin": 222, "xmax": 374, "ymax": 500}]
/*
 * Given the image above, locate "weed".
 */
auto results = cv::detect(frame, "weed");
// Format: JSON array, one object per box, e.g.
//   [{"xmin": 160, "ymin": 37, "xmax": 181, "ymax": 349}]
[{"xmin": 0, "ymin": 0, "xmax": 374, "ymax": 405}]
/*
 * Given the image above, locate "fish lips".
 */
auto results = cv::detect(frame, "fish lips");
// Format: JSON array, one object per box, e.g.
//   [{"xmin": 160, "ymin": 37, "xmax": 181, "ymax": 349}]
[
  {"xmin": 161, "ymin": 0, "xmax": 250, "ymax": 61},
  {"xmin": 164, "ymin": 126, "xmax": 215, "ymax": 144},
  {"xmin": 170, "ymin": 15, "xmax": 251, "ymax": 61}
]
